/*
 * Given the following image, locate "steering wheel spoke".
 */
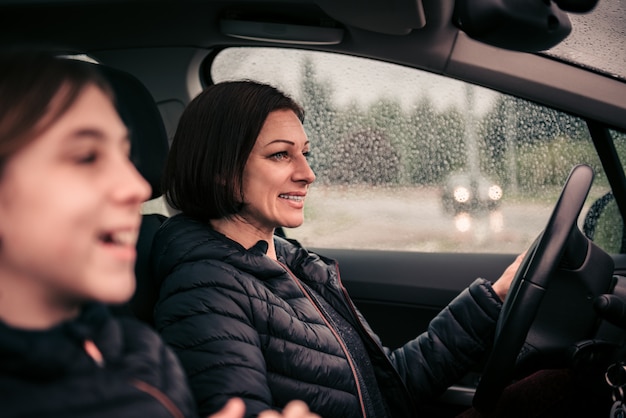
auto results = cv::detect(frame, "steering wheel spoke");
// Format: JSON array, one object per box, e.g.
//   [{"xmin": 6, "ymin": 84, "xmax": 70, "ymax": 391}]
[{"xmin": 473, "ymin": 164, "xmax": 614, "ymax": 413}]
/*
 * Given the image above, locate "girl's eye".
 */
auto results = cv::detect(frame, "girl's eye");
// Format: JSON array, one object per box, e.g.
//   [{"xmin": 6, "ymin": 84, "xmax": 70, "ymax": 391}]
[
  {"xmin": 303, "ymin": 151, "xmax": 311, "ymax": 159},
  {"xmin": 76, "ymin": 152, "xmax": 98, "ymax": 164}
]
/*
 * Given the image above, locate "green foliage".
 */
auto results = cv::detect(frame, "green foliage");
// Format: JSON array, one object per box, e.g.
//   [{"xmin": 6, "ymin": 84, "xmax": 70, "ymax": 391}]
[
  {"xmin": 300, "ymin": 57, "xmax": 340, "ymax": 182},
  {"xmin": 326, "ymin": 127, "xmax": 401, "ymax": 185},
  {"xmin": 516, "ymin": 137, "xmax": 603, "ymax": 192},
  {"xmin": 298, "ymin": 58, "xmax": 602, "ymax": 194},
  {"xmin": 591, "ymin": 196, "xmax": 624, "ymax": 254}
]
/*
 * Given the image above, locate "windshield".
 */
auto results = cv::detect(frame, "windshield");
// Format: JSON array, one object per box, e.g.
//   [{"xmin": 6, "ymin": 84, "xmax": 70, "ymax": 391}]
[{"xmin": 545, "ymin": 1, "xmax": 626, "ymax": 81}]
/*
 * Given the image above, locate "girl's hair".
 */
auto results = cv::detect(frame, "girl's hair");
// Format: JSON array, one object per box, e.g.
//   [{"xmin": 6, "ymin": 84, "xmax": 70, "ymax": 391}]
[
  {"xmin": 0, "ymin": 49, "xmax": 113, "ymax": 174},
  {"xmin": 163, "ymin": 80, "xmax": 304, "ymax": 222}
]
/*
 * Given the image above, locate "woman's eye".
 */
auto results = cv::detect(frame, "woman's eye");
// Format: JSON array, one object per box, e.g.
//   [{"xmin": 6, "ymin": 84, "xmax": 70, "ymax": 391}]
[
  {"xmin": 303, "ymin": 151, "xmax": 311, "ymax": 159},
  {"xmin": 270, "ymin": 151, "xmax": 288, "ymax": 161}
]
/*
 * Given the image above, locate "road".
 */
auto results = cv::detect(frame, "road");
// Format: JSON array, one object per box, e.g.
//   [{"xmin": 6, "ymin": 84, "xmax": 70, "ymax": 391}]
[{"xmin": 287, "ymin": 184, "xmax": 554, "ymax": 254}]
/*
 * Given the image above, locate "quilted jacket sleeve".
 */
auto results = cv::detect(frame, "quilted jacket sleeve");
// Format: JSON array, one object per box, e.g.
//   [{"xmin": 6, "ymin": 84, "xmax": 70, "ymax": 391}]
[
  {"xmin": 117, "ymin": 317, "xmax": 200, "ymax": 418},
  {"xmin": 386, "ymin": 278, "xmax": 502, "ymax": 403},
  {"xmin": 154, "ymin": 261, "xmax": 273, "ymax": 418}
]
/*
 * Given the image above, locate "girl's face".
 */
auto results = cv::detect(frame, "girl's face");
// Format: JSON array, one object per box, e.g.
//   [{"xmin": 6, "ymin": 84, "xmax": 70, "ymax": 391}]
[
  {"xmin": 240, "ymin": 109, "xmax": 316, "ymax": 235},
  {"xmin": 0, "ymin": 84, "xmax": 151, "ymax": 311}
]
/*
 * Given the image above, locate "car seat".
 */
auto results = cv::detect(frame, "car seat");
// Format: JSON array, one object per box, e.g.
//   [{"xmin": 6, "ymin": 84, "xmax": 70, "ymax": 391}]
[
  {"xmin": 89, "ymin": 62, "xmax": 169, "ymax": 326},
  {"xmin": 89, "ymin": 60, "xmax": 288, "ymax": 323}
]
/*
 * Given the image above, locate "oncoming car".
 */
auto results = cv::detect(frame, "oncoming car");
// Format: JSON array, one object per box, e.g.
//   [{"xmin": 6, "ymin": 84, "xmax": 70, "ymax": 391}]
[
  {"xmin": 441, "ymin": 171, "xmax": 503, "ymax": 214},
  {"xmin": 2, "ymin": 0, "xmax": 626, "ymax": 416}
]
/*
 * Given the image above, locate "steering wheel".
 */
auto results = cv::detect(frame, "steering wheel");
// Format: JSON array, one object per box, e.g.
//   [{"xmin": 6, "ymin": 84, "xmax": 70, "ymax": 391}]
[{"xmin": 472, "ymin": 164, "xmax": 595, "ymax": 413}]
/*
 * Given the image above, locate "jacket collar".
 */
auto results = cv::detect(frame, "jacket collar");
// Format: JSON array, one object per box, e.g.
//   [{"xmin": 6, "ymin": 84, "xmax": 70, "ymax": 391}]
[
  {"xmin": 153, "ymin": 213, "xmax": 338, "ymax": 286},
  {"xmin": 0, "ymin": 303, "xmax": 120, "ymax": 380}
]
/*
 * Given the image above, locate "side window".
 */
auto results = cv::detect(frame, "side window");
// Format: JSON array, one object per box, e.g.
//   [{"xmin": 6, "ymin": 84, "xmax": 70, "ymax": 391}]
[
  {"xmin": 583, "ymin": 129, "xmax": 626, "ymax": 253},
  {"xmin": 210, "ymin": 47, "xmax": 613, "ymax": 254}
]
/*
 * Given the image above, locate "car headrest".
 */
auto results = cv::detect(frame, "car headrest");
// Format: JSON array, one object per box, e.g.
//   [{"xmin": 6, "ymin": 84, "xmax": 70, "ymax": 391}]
[{"xmin": 94, "ymin": 64, "xmax": 169, "ymax": 200}]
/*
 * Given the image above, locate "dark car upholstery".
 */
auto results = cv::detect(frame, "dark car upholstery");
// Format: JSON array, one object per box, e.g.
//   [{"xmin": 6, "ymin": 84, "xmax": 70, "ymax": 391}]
[{"xmin": 86, "ymin": 60, "xmax": 168, "ymax": 325}]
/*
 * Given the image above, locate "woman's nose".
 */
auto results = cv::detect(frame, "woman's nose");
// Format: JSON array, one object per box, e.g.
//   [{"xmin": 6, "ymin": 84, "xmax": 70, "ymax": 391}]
[{"xmin": 294, "ymin": 155, "xmax": 316, "ymax": 184}]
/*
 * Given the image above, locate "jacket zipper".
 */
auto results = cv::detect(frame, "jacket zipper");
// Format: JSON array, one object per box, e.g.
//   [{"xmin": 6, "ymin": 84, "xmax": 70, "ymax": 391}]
[
  {"xmin": 82, "ymin": 340, "xmax": 185, "ymax": 418},
  {"xmin": 277, "ymin": 261, "xmax": 369, "ymax": 418},
  {"xmin": 333, "ymin": 262, "xmax": 419, "ymax": 416},
  {"xmin": 132, "ymin": 379, "xmax": 186, "ymax": 418},
  {"xmin": 83, "ymin": 339, "xmax": 104, "ymax": 367}
]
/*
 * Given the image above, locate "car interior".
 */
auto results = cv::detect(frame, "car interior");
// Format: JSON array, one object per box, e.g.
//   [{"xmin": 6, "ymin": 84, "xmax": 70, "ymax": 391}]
[
  {"xmin": 3, "ymin": 0, "xmax": 626, "ymax": 416},
  {"xmin": 89, "ymin": 62, "xmax": 170, "ymax": 326}
]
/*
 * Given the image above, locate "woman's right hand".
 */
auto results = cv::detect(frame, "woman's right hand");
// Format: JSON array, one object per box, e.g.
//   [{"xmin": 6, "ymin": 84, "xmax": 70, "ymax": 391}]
[{"xmin": 208, "ymin": 398, "xmax": 321, "ymax": 418}]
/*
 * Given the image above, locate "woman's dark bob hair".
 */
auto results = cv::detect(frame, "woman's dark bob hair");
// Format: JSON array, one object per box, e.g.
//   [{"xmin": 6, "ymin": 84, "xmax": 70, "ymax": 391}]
[{"xmin": 163, "ymin": 80, "xmax": 305, "ymax": 222}]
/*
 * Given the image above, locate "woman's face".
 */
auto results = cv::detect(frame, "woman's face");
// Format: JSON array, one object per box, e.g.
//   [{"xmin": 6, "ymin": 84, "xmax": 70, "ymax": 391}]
[
  {"xmin": 240, "ymin": 109, "xmax": 316, "ymax": 234},
  {"xmin": 0, "ymin": 84, "xmax": 151, "ymax": 307}
]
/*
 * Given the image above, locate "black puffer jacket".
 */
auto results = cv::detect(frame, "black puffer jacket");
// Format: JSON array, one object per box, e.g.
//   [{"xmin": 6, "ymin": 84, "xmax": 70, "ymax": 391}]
[
  {"xmin": 0, "ymin": 303, "xmax": 197, "ymax": 418},
  {"xmin": 152, "ymin": 214, "xmax": 503, "ymax": 418}
]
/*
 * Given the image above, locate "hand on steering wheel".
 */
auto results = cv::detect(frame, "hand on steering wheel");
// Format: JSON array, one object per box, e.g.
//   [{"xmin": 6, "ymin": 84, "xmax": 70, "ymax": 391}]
[{"xmin": 473, "ymin": 164, "xmax": 600, "ymax": 413}]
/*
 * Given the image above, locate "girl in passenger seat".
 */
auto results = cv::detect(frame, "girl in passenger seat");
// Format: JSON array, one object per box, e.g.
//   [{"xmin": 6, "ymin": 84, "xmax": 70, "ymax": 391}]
[{"xmin": 0, "ymin": 49, "xmax": 317, "ymax": 418}]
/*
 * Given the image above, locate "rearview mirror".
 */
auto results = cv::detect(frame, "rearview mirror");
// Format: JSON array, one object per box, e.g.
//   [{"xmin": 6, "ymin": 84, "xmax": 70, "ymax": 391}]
[
  {"xmin": 554, "ymin": 0, "xmax": 599, "ymax": 13},
  {"xmin": 453, "ymin": 0, "xmax": 572, "ymax": 52}
]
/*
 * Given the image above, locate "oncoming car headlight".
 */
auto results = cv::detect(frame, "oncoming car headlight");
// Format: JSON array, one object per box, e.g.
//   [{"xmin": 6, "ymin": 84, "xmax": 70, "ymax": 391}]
[
  {"xmin": 488, "ymin": 185, "xmax": 503, "ymax": 201},
  {"xmin": 453, "ymin": 186, "xmax": 471, "ymax": 203}
]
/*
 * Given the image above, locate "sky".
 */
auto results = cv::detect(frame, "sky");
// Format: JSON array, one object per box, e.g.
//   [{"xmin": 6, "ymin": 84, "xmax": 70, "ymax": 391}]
[{"xmin": 210, "ymin": 47, "xmax": 499, "ymax": 116}]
